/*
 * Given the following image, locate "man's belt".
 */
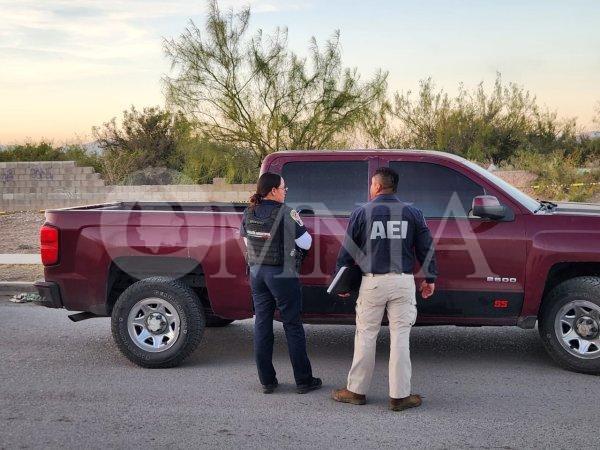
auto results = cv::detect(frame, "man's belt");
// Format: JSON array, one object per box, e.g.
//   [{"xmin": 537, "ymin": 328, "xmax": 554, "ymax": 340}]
[{"xmin": 363, "ymin": 272, "xmax": 412, "ymax": 277}]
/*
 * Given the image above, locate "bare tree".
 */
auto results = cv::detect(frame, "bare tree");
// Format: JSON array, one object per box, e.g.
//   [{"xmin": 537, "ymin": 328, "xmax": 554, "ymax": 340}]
[{"xmin": 163, "ymin": 0, "xmax": 386, "ymax": 160}]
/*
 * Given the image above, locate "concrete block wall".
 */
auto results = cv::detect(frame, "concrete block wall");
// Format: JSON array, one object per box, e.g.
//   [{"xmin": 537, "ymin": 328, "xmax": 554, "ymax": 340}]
[
  {"xmin": 0, "ymin": 162, "xmax": 254, "ymax": 211},
  {"xmin": 0, "ymin": 161, "xmax": 105, "ymax": 195}
]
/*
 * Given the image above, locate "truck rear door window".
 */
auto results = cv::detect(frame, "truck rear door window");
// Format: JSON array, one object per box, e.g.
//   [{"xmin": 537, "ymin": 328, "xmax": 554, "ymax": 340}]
[
  {"xmin": 282, "ymin": 161, "xmax": 368, "ymax": 216},
  {"xmin": 389, "ymin": 161, "xmax": 484, "ymax": 218}
]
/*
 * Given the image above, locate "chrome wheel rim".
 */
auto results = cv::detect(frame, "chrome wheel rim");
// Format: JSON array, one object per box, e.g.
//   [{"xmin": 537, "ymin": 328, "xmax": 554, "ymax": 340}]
[
  {"xmin": 127, "ymin": 298, "xmax": 181, "ymax": 353},
  {"xmin": 554, "ymin": 300, "xmax": 600, "ymax": 360}
]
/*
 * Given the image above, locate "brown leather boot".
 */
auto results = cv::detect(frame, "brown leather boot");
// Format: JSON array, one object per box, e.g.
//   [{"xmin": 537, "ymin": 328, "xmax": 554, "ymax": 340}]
[
  {"xmin": 389, "ymin": 394, "xmax": 422, "ymax": 411},
  {"xmin": 331, "ymin": 388, "xmax": 366, "ymax": 405}
]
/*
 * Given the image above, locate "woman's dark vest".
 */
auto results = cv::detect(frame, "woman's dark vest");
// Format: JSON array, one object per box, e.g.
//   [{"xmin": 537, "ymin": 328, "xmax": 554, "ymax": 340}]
[{"xmin": 244, "ymin": 204, "xmax": 284, "ymax": 265}]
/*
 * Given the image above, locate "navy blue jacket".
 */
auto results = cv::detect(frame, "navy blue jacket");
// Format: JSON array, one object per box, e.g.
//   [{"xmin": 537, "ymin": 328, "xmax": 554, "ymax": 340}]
[{"xmin": 335, "ymin": 194, "xmax": 438, "ymax": 283}]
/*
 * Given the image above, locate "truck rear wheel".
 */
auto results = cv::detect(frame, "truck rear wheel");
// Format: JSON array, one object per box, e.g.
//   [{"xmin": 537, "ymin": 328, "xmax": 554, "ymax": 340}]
[
  {"xmin": 111, "ymin": 277, "xmax": 205, "ymax": 368},
  {"xmin": 539, "ymin": 276, "xmax": 600, "ymax": 375}
]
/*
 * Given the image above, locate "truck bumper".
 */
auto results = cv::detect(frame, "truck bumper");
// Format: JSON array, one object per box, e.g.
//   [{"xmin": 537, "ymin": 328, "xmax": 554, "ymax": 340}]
[{"xmin": 34, "ymin": 281, "xmax": 63, "ymax": 309}]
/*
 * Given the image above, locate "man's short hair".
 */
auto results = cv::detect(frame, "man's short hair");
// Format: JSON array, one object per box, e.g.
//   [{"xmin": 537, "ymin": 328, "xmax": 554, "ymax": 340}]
[{"xmin": 373, "ymin": 167, "xmax": 399, "ymax": 192}]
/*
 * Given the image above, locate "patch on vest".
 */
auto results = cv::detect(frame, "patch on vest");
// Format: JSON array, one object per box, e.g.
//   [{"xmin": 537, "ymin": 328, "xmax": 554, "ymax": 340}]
[
  {"xmin": 247, "ymin": 230, "xmax": 271, "ymax": 240},
  {"xmin": 290, "ymin": 209, "xmax": 303, "ymax": 226}
]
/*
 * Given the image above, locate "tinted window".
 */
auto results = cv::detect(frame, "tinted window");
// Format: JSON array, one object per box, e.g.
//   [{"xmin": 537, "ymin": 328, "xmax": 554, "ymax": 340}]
[
  {"xmin": 389, "ymin": 162, "xmax": 484, "ymax": 218},
  {"xmin": 282, "ymin": 161, "xmax": 368, "ymax": 215}
]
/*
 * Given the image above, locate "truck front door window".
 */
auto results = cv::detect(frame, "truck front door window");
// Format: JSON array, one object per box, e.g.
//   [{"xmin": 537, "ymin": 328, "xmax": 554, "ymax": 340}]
[{"xmin": 389, "ymin": 161, "xmax": 484, "ymax": 218}]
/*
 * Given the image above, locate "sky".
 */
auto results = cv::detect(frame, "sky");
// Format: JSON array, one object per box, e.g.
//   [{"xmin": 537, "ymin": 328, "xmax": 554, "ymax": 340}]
[{"xmin": 1, "ymin": 0, "xmax": 599, "ymax": 144}]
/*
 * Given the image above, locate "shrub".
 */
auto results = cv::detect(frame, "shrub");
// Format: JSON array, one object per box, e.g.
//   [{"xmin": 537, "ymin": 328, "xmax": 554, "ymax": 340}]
[
  {"xmin": 505, "ymin": 150, "xmax": 600, "ymax": 202},
  {"xmin": 0, "ymin": 141, "xmax": 104, "ymax": 174}
]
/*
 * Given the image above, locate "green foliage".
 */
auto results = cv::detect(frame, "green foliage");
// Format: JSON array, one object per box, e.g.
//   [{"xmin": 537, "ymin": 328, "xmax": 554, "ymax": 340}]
[
  {"xmin": 364, "ymin": 75, "xmax": 581, "ymax": 164},
  {"xmin": 92, "ymin": 106, "xmax": 193, "ymax": 184},
  {"xmin": 177, "ymin": 138, "xmax": 257, "ymax": 184},
  {"xmin": 0, "ymin": 141, "xmax": 60, "ymax": 161},
  {"xmin": 505, "ymin": 150, "xmax": 600, "ymax": 202},
  {"xmin": 163, "ymin": 0, "xmax": 386, "ymax": 159},
  {"xmin": 0, "ymin": 141, "xmax": 103, "ymax": 174}
]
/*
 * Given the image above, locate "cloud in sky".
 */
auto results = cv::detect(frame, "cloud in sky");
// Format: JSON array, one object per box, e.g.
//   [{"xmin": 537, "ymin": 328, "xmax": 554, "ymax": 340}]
[
  {"xmin": 0, "ymin": 0, "xmax": 305, "ymax": 83},
  {"xmin": 0, "ymin": 0, "xmax": 309, "ymax": 141}
]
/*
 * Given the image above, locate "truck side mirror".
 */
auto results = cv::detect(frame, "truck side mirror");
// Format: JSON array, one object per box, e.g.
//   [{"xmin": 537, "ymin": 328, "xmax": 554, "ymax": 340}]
[{"xmin": 472, "ymin": 195, "xmax": 506, "ymax": 220}]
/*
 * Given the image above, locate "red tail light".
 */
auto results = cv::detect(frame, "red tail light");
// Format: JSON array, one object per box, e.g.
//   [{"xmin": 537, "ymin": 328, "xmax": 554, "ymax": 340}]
[{"xmin": 40, "ymin": 225, "xmax": 59, "ymax": 266}]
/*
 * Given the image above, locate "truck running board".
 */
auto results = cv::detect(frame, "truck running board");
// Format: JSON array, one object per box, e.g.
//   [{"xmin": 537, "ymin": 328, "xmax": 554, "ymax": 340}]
[{"xmin": 68, "ymin": 312, "xmax": 101, "ymax": 322}]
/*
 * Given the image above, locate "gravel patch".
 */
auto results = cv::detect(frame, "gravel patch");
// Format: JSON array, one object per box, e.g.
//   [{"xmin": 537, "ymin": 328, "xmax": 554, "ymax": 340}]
[
  {"xmin": 0, "ymin": 211, "xmax": 45, "ymax": 254},
  {"xmin": 0, "ymin": 265, "xmax": 44, "ymax": 282}
]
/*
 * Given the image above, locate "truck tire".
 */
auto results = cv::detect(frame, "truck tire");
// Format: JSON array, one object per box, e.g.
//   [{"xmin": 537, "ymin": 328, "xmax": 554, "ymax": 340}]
[
  {"xmin": 204, "ymin": 309, "xmax": 235, "ymax": 327},
  {"xmin": 539, "ymin": 276, "xmax": 600, "ymax": 375},
  {"xmin": 111, "ymin": 276, "xmax": 205, "ymax": 368}
]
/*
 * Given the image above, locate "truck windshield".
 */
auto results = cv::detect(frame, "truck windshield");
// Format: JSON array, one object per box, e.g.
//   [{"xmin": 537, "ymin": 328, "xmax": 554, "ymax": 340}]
[{"xmin": 460, "ymin": 159, "xmax": 540, "ymax": 212}]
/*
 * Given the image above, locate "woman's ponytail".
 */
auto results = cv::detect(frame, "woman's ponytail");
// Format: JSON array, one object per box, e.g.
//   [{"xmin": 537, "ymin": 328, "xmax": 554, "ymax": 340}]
[
  {"xmin": 249, "ymin": 192, "xmax": 263, "ymax": 206},
  {"xmin": 249, "ymin": 172, "xmax": 282, "ymax": 206}
]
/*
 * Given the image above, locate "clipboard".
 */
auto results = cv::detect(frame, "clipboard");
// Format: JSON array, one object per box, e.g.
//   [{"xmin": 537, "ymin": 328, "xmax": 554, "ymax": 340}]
[{"xmin": 327, "ymin": 265, "xmax": 362, "ymax": 295}]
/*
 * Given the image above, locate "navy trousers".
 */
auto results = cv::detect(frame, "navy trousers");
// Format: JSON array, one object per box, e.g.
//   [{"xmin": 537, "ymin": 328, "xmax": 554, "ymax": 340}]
[{"xmin": 249, "ymin": 265, "xmax": 313, "ymax": 386}]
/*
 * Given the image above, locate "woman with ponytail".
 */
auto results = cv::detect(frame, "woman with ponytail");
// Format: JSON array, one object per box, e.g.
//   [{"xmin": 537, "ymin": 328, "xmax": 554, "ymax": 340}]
[{"xmin": 239, "ymin": 172, "xmax": 321, "ymax": 395}]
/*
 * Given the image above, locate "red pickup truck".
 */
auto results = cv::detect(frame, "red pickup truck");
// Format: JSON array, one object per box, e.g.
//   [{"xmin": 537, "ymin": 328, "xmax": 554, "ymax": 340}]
[{"xmin": 35, "ymin": 150, "xmax": 600, "ymax": 374}]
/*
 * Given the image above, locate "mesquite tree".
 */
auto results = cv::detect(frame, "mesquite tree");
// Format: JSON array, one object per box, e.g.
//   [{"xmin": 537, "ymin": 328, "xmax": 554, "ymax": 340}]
[{"xmin": 163, "ymin": 0, "xmax": 386, "ymax": 160}]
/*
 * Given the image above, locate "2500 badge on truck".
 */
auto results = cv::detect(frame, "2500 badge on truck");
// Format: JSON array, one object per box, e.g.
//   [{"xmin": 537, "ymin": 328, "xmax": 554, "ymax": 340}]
[{"xmin": 35, "ymin": 150, "xmax": 600, "ymax": 374}]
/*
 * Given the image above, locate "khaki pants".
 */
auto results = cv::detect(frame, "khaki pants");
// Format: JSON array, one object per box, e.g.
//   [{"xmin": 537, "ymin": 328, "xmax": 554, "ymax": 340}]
[{"xmin": 347, "ymin": 273, "xmax": 417, "ymax": 399}]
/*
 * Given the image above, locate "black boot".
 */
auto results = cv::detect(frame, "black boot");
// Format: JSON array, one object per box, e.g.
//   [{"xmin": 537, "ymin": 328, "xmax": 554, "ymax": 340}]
[
  {"xmin": 262, "ymin": 379, "xmax": 279, "ymax": 394},
  {"xmin": 296, "ymin": 377, "xmax": 322, "ymax": 394}
]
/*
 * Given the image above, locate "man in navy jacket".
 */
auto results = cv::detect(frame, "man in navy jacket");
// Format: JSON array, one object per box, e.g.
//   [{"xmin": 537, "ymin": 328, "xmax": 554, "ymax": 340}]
[{"xmin": 332, "ymin": 167, "xmax": 437, "ymax": 411}]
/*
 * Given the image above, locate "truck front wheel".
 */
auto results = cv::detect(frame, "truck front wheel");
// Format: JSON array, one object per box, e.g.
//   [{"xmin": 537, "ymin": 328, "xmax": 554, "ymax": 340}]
[
  {"xmin": 111, "ymin": 277, "xmax": 205, "ymax": 368},
  {"xmin": 539, "ymin": 276, "xmax": 600, "ymax": 375}
]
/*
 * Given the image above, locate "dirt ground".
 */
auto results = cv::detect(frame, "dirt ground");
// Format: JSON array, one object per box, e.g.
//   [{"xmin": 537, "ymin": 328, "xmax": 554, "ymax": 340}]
[
  {"xmin": 0, "ymin": 264, "xmax": 44, "ymax": 281},
  {"xmin": 0, "ymin": 211, "xmax": 45, "ymax": 253},
  {"xmin": 0, "ymin": 211, "xmax": 46, "ymax": 281}
]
